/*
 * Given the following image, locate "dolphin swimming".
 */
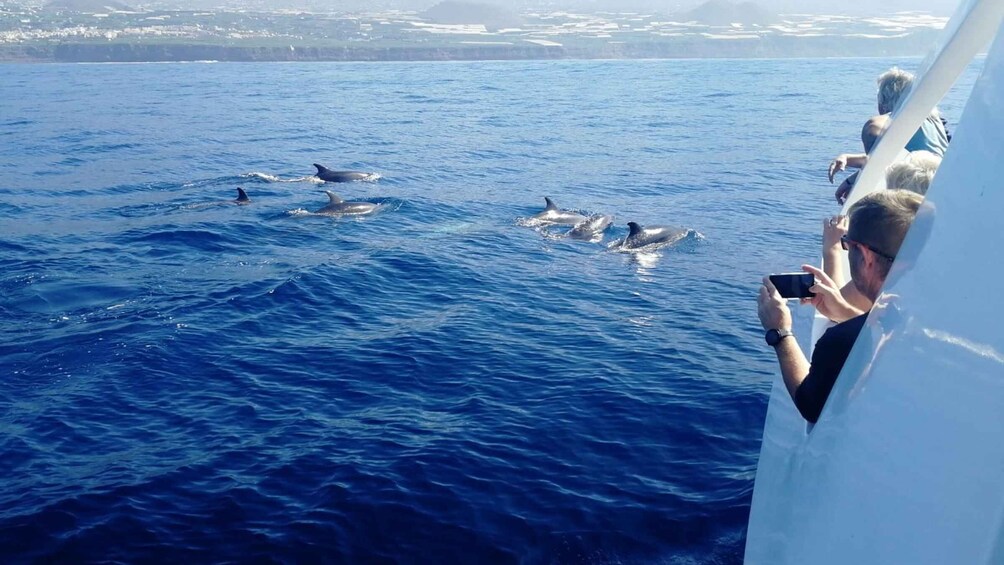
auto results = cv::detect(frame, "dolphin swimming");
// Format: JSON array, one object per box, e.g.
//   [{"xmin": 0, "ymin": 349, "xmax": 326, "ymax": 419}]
[
  {"xmin": 314, "ymin": 190, "xmax": 381, "ymax": 216},
  {"xmin": 235, "ymin": 187, "xmax": 251, "ymax": 205},
  {"xmin": 567, "ymin": 214, "xmax": 614, "ymax": 242},
  {"xmin": 530, "ymin": 197, "xmax": 589, "ymax": 225},
  {"xmin": 313, "ymin": 163, "xmax": 377, "ymax": 183},
  {"xmin": 616, "ymin": 222, "xmax": 692, "ymax": 250},
  {"xmin": 182, "ymin": 187, "xmax": 252, "ymax": 210}
]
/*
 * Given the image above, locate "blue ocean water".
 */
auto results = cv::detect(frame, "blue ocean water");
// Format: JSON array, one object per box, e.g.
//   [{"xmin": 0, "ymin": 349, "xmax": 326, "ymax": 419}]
[{"xmin": 0, "ymin": 58, "xmax": 978, "ymax": 563}]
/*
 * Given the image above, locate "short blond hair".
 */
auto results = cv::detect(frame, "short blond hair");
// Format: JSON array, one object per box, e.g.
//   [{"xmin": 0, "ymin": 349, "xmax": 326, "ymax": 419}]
[{"xmin": 885, "ymin": 151, "xmax": 942, "ymax": 195}]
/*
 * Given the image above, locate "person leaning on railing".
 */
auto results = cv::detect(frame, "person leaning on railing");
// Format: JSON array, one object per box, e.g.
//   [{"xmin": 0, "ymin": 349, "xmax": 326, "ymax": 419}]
[
  {"xmin": 827, "ymin": 67, "xmax": 950, "ymax": 205},
  {"xmin": 819, "ymin": 150, "xmax": 942, "ymax": 322},
  {"xmin": 757, "ymin": 190, "xmax": 923, "ymax": 423}
]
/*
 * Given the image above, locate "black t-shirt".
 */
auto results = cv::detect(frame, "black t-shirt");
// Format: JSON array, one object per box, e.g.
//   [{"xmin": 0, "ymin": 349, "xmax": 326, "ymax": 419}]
[{"xmin": 794, "ymin": 314, "xmax": 868, "ymax": 423}]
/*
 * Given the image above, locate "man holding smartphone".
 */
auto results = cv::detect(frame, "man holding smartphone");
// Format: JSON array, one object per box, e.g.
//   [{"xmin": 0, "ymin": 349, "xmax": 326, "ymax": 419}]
[{"xmin": 757, "ymin": 190, "xmax": 923, "ymax": 423}]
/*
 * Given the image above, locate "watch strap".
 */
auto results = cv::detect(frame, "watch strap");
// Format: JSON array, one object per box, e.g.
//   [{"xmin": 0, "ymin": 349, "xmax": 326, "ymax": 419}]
[{"xmin": 765, "ymin": 328, "xmax": 794, "ymax": 346}]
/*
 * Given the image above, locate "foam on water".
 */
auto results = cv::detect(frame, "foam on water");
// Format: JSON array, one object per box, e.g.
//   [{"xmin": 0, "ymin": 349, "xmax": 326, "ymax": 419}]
[
  {"xmin": 283, "ymin": 202, "xmax": 392, "ymax": 218},
  {"xmin": 243, "ymin": 171, "xmax": 325, "ymax": 184}
]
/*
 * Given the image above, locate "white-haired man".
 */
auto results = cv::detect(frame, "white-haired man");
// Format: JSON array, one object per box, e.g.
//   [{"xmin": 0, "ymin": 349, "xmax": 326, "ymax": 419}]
[{"xmin": 828, "ymin": 68, "xmax": 950, "ymax": 204}]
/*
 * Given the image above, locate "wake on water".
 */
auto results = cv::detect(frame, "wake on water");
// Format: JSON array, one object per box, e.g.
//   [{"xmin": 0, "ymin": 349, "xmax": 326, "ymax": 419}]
[
  {"xmin": 243, "ymin": 172, "xmax": 325, "ymax": 184},
  {"xmin": 179, "ymin": 172, "xmax": 325, "ymax": 190},
  {"xmin": 284, "ymin": 201, "xmax": 396, "ymax": 218},
  {"xmin": 243, "ymin": 172, "xmax": 383, "ymax": 184}
]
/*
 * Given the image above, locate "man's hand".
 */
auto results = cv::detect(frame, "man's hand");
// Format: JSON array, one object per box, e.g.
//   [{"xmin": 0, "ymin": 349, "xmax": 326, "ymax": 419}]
[
  {"xmin": 822, "ymin": 215, "xmax": 848, "ymax": 251},
  {"xmin": 834, "ymin": 177, "xmax": 854, "ymax": 205},
  {"xmin": 758, "ymin": 276, "xmax": 793, "ymax": 331},
  {"xmin": 800, "ymin": 264, "xmax": 864, "ymax": 323},
  {"xmin": 828, "ymin": 154, "xmax": 850, "ymax": 184}
]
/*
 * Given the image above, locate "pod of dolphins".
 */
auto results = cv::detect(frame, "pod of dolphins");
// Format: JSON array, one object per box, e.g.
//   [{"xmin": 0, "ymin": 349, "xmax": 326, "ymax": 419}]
[
  {"xmin": 222, "ymin": 163, "xmax": 697, "ymax": 251},
  {"xmin": 528, "ymin": 197, "xmax": 694, "ymax": 250}
]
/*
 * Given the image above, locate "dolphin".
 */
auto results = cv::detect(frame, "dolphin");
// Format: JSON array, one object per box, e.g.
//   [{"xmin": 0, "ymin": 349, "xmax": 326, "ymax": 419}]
[
  {"xmin": 618, "ymin": 222, "xmax": 692, "ymax": 249},
  {"xmin": 313, "ymin": 163, "xmax": 376, "ymax": 183},
  {"xmin": 235, "ymin": 187, "xmax": 251, "ymax": 205},
  {"xmin": 531, "ymin": 197, "xmax": 589, "ymax": 225},
  {"xmin": 567, "ymin": 214, "xmax": 614, "ymax": 242},
  {"xmin": 183, "ymin": 187, "xmax": 251, "ymax": 209},
  {"xmin": 314, "ymin": 190, "xmax": 381, "ymax": 216}
]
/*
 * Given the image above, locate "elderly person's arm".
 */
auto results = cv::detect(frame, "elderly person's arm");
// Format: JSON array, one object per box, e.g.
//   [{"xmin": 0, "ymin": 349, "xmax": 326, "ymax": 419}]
[
  {"xmin": 828, "ymin": 115, "xmax": 891, "ymax": 203},
  {"xmin": 821, "ymin": 215, "xmax": 848, "ymax": 287},
  {"xmin": 828, "ymin": 154, "xmax": 869, "ymax": 183}
]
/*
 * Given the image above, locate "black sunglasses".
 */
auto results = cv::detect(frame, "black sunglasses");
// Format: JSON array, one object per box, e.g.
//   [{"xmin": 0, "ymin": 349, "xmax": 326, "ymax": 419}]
[{"xmin": 841, "ymin": 234, "xmax": 895, "ymax": 262}]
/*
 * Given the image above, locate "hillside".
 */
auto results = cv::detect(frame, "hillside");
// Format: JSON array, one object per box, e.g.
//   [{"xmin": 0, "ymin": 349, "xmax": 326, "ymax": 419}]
[
  {"xmin": 421, "ymin": 1, "xmax": 523, "ymax": 31},
  {"xmin": 682, "ymin": 0, "xmax": 777, "ymax": 26},
  {"xmin": 46, "ymin": 0, "xmax": 134, "ymax": 11}
]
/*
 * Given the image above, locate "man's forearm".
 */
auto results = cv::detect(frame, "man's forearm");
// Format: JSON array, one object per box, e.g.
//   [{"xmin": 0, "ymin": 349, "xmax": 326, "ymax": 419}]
[
  {"xmin": 774, "ymin": 338, "xmax": 811, "ymax": 404},
  {"xmin": 846, "ymin": 154, "xmax": 868, "ymax": 168},
  {"xmin": 822, "ymin": 248, "xmax": 847, "ymax": 288}
]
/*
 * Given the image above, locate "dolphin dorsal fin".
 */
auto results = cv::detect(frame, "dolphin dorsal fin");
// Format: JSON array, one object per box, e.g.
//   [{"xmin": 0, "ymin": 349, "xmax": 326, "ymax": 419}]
[
  {"xmin": 325, "ymin": 191, "xmax": 344, "ymax": 204},
  {"xmin": 627, "ymin": 222, "xmax": 643, "ymax": 237},
  {"xmin": 236, "ymin": 187, "xmax": 250, "ymax": 202},
  {"xmin": 313, "ymin": 163, "xmax": 328, "ymax": 174},
  {"xmin": 544, "ymin": 197, "xmax": 558, "ymax": 211}
]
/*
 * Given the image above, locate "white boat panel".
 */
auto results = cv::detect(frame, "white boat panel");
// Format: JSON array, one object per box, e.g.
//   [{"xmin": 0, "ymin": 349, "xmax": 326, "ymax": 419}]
[{"xmin": 746, "ymin": 1, "xmax": 1004, "ymax": 562}]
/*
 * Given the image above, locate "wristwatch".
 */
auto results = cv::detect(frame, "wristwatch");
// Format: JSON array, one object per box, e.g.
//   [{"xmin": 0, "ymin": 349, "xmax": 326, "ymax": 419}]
[{"xmin": 765, "ymin": 328, "xmax": 794, "ymax": 347}]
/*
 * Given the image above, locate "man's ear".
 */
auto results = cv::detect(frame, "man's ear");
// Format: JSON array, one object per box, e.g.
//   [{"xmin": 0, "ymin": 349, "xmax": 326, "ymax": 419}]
[{"xmin": 861, "ymin": 246, "xmax": 879, "ymax": 270}]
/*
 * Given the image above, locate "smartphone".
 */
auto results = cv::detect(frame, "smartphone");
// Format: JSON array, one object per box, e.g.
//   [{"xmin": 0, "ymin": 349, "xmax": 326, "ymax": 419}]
[{"xmin": 769, "ymin": 273, "xmax": 815, "ymax": 299}]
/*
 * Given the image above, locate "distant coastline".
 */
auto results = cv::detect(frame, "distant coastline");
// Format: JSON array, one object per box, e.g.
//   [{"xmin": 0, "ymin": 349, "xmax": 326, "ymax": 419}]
[
  {"xmin": 0, "ymin": 33, "xmax": 941, "ymax": 63},
  {"xmin": 0, "ymin": 3, "xmax": 947, "ymax": 64}
]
